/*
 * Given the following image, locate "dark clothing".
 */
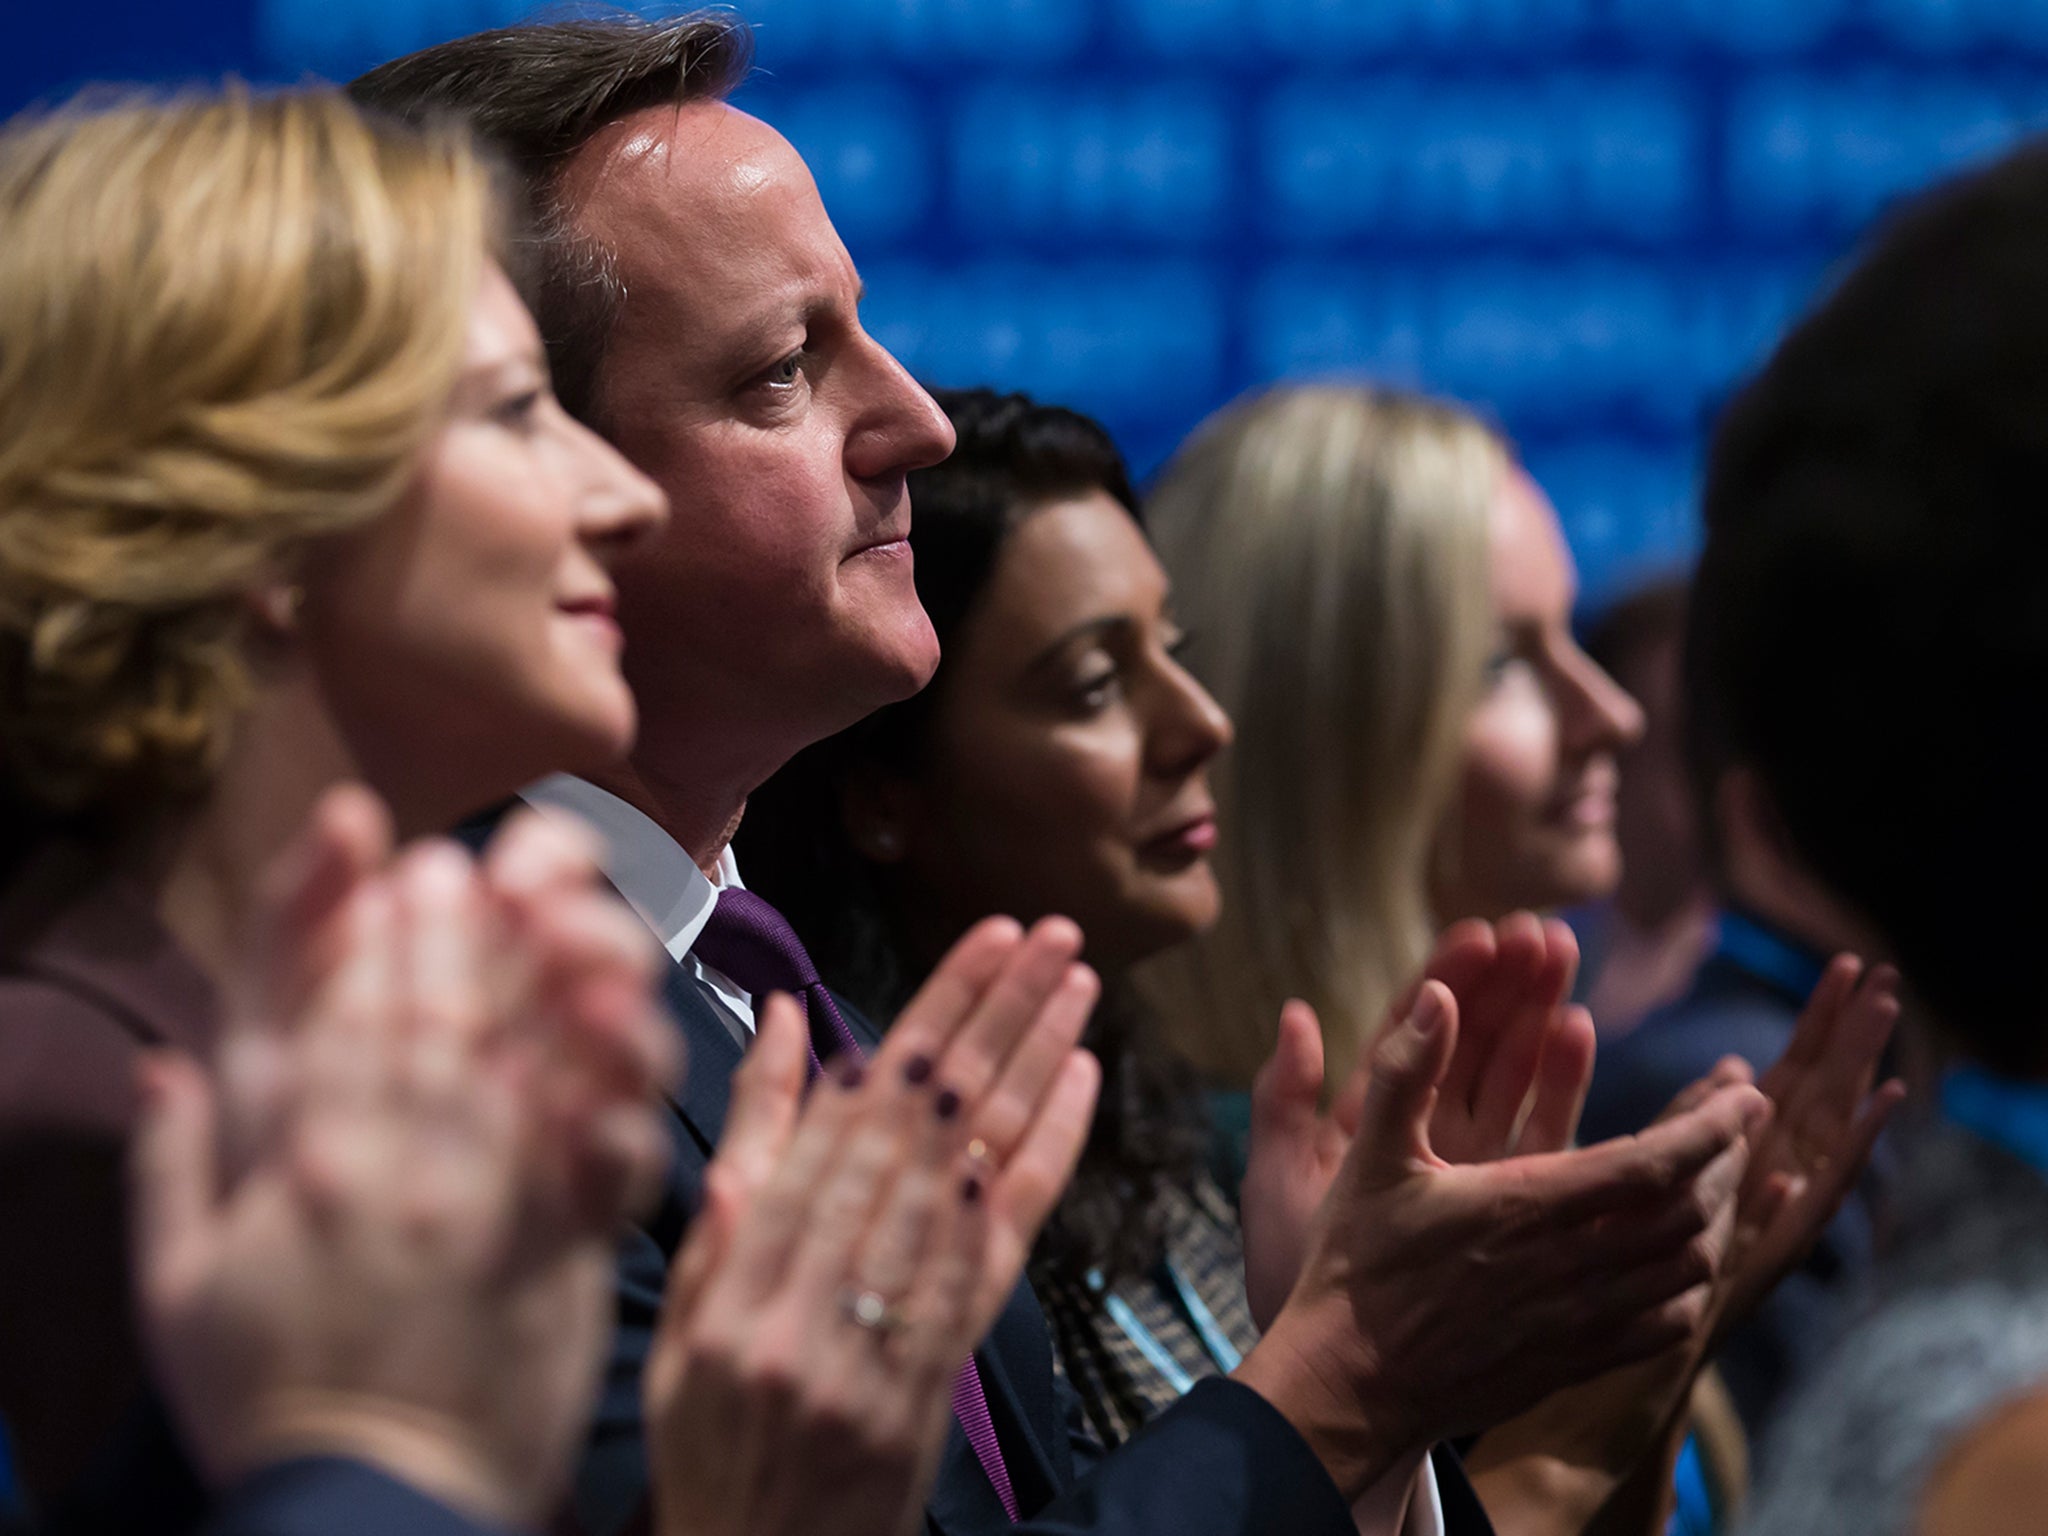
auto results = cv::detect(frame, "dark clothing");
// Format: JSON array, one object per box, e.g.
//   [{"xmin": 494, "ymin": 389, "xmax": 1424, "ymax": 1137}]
[
  {"xmin": 1579, "ymin": 911, "xmax": 1875, "ymax": 1441},
  {"xmin": 0, "ymin": 844, "xmax": 220, "ymax": 1505},
  {"xmin": 204, "ymin": 1459, "xmax": 510, "ymax": 1536},
  {"xmin": 0, "ymin": 852, "xmax": 507, "ymax": 1536}
]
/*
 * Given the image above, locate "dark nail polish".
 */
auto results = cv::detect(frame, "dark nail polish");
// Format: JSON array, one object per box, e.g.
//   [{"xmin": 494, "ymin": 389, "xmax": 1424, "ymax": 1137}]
[
  {"xmin": 962, "ymin": 1175, "xmax": 983, "ymax": 1204},
  {"xmin": 903, "ymin": 1054, "xmax": 934, "ymax": 1086},
  {"xmin": 935, "ymin": 1088, "xmax": 962, "ymax": 1121}
]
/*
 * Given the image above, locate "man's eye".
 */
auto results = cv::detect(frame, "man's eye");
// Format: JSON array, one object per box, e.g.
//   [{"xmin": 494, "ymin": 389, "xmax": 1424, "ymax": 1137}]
[{"xmin": 765, "ymin": 353, "xmax": 804, "ymax": 387}]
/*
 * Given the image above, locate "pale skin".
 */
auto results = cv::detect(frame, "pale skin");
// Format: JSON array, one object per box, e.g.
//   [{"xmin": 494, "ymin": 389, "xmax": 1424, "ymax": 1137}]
[
  {"xmin": 1433, "ymin": 467, "xmax": 1645, "ymax": 923},
  {"xmin": 554, "ymin": 102, "xmax": 955, "ymax": 875},
  {"xmin": 152, "ymin": 265, "xmax": 665, "ymax": 989},
  {"xmin": 133, "ymin": 790, "xmax": 679, "ymax": 1528}
]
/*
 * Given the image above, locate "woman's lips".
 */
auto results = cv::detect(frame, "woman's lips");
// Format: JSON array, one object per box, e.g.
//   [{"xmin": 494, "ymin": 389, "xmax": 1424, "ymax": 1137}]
[
  {"xmin": 557, "ymin": 599, "xmax": 623, "ymax": 653},
  {"xmin": 1140, "ymin": 813, "xmax": 1219, "ymax": 861}
]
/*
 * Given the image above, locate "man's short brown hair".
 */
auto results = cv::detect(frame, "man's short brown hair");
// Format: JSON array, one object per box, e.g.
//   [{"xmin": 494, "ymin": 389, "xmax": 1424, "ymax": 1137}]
[{"xmin": 349, "ymin": 12, "xmax": 753, "ymax": 423}]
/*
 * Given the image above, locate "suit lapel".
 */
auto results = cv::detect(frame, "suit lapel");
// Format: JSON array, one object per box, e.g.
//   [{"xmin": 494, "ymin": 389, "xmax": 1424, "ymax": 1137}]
[{"xmin": 659, "ymin": 961, "xmax": 748, "ymax": 1159}]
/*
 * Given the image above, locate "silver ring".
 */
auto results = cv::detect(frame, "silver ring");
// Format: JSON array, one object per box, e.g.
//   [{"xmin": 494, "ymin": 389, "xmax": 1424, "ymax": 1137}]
[{"xmin": 838, "ymin": 1286, "xmax": 907, "ymax": 1334}]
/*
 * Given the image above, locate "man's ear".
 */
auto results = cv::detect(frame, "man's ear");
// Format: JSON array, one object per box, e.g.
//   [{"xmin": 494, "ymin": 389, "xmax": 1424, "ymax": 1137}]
[{"xmin": 841, "ymin": 764, "xmax": 919, "ymax": 865}]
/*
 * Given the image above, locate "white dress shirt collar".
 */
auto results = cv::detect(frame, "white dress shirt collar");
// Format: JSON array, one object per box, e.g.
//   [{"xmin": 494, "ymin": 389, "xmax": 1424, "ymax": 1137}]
[{"xmin": 519, "ymin": 773, "xmax": 741, "ymax": 965}]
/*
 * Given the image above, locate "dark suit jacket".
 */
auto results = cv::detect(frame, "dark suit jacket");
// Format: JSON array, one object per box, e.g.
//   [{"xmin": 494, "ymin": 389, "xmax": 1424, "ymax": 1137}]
[
  {"xmin": 576, "ymin": 956, "xmax": 1495, "ymax": 1536},
  {"xmin": 201, "ymin": 1460, "xmax": 509, "ymax": 1536}
]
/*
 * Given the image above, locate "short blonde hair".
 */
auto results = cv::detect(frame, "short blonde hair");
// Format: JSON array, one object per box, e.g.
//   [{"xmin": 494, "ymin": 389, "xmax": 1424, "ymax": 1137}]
[
  {"xmin": 1135, "ymin": 385, "xmax": 1503, "ymax": 1089},
  {"xmin": 0, "ymin": 88, "xmax": 497, "ymax": 824}
]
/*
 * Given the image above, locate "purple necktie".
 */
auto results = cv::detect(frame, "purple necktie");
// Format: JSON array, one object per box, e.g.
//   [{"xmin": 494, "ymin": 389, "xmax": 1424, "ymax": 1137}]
[{"xmin": 693, "ymin": 886, "xmax": 1022, "ymax": 1523}]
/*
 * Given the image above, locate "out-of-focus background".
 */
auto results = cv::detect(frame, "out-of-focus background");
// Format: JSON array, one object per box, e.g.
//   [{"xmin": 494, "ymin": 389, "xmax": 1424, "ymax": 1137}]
[{"xmin": 14, "ymin": 0, "xmax": 2048, "ymax": 606}]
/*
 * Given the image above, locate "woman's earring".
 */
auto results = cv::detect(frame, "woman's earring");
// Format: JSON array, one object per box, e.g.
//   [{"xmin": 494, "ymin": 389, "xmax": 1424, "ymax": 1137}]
[{"xmin": 257, "ymin": 583, "xmax": 305, "ymax": 635}]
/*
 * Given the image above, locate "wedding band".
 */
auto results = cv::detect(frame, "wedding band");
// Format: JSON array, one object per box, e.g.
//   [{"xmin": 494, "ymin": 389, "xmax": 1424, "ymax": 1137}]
[{"xmin": 838, "ymin": 1286, "xmax": 907, "ymax": 1334}]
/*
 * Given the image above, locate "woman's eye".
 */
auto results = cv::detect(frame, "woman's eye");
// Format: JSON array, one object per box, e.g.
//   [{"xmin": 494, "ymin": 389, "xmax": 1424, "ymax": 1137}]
[
  {"xmin": 493, "ymin": 389, "xmax": 545, "ymax": 429},
  {"xmin": 1075, "ymin": 670, "xmax": 1121, "ymax": 710},
  {"xmin": 1164, "ymin": 626, "xmax": 1194, "ymax": 660}
]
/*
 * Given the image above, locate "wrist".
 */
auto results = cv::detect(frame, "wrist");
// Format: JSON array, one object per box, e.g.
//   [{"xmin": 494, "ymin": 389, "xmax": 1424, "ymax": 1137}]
[
  {"xmin": 1231, "ymin": 1303, "xmax": 1418, "ymax": 1501},
  {"xmin": 225, "ymin": 1391, "xmax": 529, "ymax": 1531},
  {"xmin": 1464, "ymin": 1448, "xmax": 1616, "ymax": 1536}
]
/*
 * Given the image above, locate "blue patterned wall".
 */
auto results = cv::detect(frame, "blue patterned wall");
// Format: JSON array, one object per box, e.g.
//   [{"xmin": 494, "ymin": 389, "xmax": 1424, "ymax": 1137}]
[{"xmin": 13, "ymin": 0, "xmax": 2048, "ymax": 607}]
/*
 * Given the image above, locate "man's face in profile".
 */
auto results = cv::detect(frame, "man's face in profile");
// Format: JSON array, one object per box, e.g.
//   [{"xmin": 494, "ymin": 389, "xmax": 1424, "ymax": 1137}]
[{"xmin": 562, "ymin": 102, "xmax": 956, "ymax": 763}]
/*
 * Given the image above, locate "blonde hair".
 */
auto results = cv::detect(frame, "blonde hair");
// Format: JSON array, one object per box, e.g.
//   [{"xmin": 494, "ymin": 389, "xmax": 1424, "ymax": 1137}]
[
  {"xmin": 1135, "ymin": 384, "xmax": 1503, "ymax": 1089},
  {"xmin": 0, "ymin": 88, "xmax": 497, "ymax": 825}
]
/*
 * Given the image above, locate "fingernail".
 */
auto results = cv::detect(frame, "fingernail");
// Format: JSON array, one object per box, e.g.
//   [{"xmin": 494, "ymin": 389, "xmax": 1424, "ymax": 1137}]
[
  {"xmin": 962, "ymin": 1175, "xmax": 983, "ymax": 1203},
  {"xmin": 832, "ymin": 1058, "xmax": 865, "ymax": 1091},
  {"xmin": 1411, "ymin": 985, "xmax": 1445, "ymax": 1037},
  {"xmin": 903, "ymin": 1054, "xmax": 934, "ymax": 1086},
  {"xmin": 935, "ymin": 1088, "xmax": 961, "ymax": 1121}
]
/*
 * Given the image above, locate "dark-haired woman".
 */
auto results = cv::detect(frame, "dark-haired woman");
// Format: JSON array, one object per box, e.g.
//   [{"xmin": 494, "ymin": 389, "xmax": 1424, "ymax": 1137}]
[{"xmin": 739, "ymin": 390, "xmax": 1249, "ymax": 1447}]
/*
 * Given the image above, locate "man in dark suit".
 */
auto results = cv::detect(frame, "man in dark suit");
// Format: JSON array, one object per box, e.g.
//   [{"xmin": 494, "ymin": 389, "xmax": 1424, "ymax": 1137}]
[{"xmin": 352, "ymin": 19, "xmax": 1765, "ymax": 1536}]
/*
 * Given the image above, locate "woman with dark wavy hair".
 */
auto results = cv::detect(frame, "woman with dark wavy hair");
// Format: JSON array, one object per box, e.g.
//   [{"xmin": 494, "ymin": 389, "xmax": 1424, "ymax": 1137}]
[{"xmin": 739, "ymin": 388, "xmax": 1245, "ymax": 1446}]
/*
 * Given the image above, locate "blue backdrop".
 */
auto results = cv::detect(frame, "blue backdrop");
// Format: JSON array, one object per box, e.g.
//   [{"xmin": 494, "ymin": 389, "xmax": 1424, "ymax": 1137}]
[{"xmin": 12, "ymin": 0, "xmax": 2048, "ymax": 608}]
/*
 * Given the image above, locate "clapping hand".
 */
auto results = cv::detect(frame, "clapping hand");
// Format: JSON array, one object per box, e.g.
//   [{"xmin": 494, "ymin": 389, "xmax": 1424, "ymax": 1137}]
[
  {"xmin": 1240, "ymin": 913, "xmax": 1597, "ymax": 1328},
  {"xmin": 1236, "ymin": 965, "xmax": 1764, "ymax": 1500},
  {"xmin": 132, "ymin": 787, "xmax": 676, "ymax": 1528},
  {"xmin": 646, "ymin": 917, "xmax": 1102, "ymax": 1536}
]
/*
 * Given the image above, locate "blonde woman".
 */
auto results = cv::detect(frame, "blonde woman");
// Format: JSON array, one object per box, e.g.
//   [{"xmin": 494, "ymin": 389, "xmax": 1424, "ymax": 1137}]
[
  {"xmin": 0, "ymin": 91, "xmax": 1098, "ymax": 1536},
  {"xmin": 1137, "ymin": 383, "xmax": 1901, "ymax": 1536}
]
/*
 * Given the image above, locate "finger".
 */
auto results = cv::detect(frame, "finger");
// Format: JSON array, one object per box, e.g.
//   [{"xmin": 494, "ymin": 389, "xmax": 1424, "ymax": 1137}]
[
  {"xmin": 129, "ymin": 1052, "xmax": 220, "ymax": 1313},
  {"xmin": 1513, "ymin": 1083, "xmax": 1767, "ymax": 1226},
  {"xmin": 926, "ymin": 917, "xmax": 1084, "ymax": 1113},
  {"xmin": 1573, "ymin": 1132, "xmax": 1750, "ymax": 1276},
  {"xmin": 1763, "ymin": 954, "xmax": 1863, "ymax": 1092},
  {"xmin": 648, "ymin": 1164, "xmax": 745, "ymax": 1409},
  {"xmin": 485, "ymin": 806, "xmax": 606, "ymax": 905},
  {"xmin": 245, "ymin": 782, "xmax": 393, "ymax": 1024},
  {"xmin": 1468, "ymin": 916, "xmax": 1574, "ymax": 1153},
  {"xmin": 711, "ymin": 991, "xmax": 810, "ymax": 1202},
  {"xmin": 1777, "ymin": 1078, "xmax": 1906, "ymax": 1238},
  {"xmin": 1353, "ymin": 981, "xmax": 1457, "ymax": 1172},
  {"xmin": 969, "ymin": 962, "xmax": 1099, "ymax": 1164},
  {"xmin": 1518, "ymin": 1005, "xmax": 1597, "ymax": 1155},
  {"xmin": 778, "ymin": 1063, "xmax": 937, "ymax": 1313},
  {"xmin": 875, "ymin": 916, "xmax": 1024, "ymax": 1069},
  {"xmin": 1814, "ymin": 964, "xmax": 1901, "ymax": 1106},
  {"xmin": 392, "ymin": 840, "xmax": 491, "ymax": 1111},
  {"xmin": 1252, "ymin": 1000, "xmax": 1329, "ymax": 1143},
  {"xmin": 569, "ymin": 1101, "xmax": 675, "ymax": 1231},
  {"xmin": 297, "ymin": 875, "xmax": 400, "ymax": 1117},
  {"xmin": 987, "ymin": 1049, "xmax": 1102, "ymax": 1279},
  {"xmin": 908, "ymin": 1159, "xmax": 992, "ymax": 1372},
  {"xmin": 1541, "ymin": 917, "xmax": 1583, "ymax": 1002},
  {"xmin": 1421, "ymin": 921, "xmax": 1500, "ymax": 1112},
  {"xmin": 1659, "ymin": 1056, "xmax": 1755, "ymax": 1124},
  {"xmin": 849, "ymin": 1066, "xmax": 965, "ymax": 1306}
]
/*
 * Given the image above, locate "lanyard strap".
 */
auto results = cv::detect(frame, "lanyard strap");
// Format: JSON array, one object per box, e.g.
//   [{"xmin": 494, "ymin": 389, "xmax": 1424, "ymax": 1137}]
[
  {"xmin": 1090, "ymin": 1259, "xmax": 1242, "ymax": 1398},
  {"xmin": 1942, "ymin": 1065, "xmax": 2048, "ymax": 1178},
  {"xmin": 1714, "ymin": 909, "xmax": 1828, "ymax": 1004}
]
